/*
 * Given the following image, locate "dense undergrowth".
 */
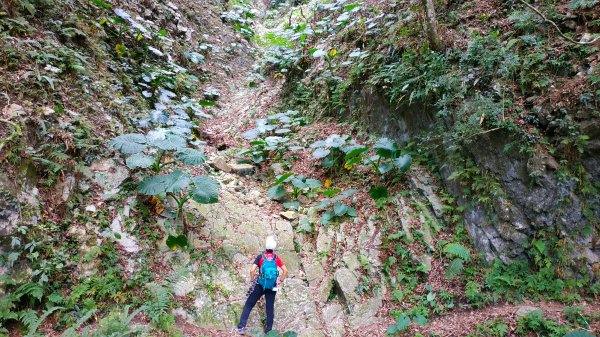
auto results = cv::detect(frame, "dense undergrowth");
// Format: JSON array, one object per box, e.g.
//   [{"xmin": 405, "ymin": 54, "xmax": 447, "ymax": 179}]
[
  {"xmin": 0, "ymin": 0, "xmax": 237, "ymax": 335},
  {"xmin": 247, "ymin": 0, "xmax": 600, "ymax": 335}
]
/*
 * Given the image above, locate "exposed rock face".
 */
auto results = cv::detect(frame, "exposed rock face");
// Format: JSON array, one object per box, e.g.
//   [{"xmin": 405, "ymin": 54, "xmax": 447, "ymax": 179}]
[
  {"xmin": 348, "ymin": 88, "xmax": 600, "ymax": 275},
  {"xmin": 90, "ymin": 158, "xmax": 130, "ymax": 200}
]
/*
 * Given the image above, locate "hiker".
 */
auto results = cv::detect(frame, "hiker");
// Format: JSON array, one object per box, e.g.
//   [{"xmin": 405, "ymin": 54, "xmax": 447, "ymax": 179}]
[{"xmin": 236, "ymin": 236, "xmax": 288, "ymax": 334}]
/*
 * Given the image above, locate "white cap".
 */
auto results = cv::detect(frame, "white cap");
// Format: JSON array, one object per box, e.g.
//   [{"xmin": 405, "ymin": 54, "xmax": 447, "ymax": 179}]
[{"xmin": 265, "ymin": 236, "xmax": 277, "ymax": 250}]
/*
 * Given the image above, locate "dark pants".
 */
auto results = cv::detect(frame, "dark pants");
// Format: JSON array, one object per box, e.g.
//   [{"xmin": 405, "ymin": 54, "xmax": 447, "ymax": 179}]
[{"xmin": 238, "ymin": 284, "xmax": 276, "ymax": 332}]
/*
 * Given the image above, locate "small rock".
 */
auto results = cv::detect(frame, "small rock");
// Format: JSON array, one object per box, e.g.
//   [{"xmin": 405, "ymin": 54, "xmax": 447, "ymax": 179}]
[
  {"xmin": 418, "ymin": 254, "xmax": 432, "ymax": 273},
  {"xmin": 85, "ymin": 205, "xmax": 97, "ymax": 212},
  {"xmin": 269, "ymin": 162, "xmax": 285, "ymax": 176},
  {"xmin": 515, "ymin": 306, "xmax": 542, "ymax": 317},
  {"xmin": 90, "ymin": 159, "xmax": 129, "ymax": 199},
  {"xmin": 333, "ymin": 267, "xmax": 359, "ymax": 303},
  {"xmin": 210, "ymin": 157, "xmax": 232, "ymax": 173},
  {"xmin": 230, "ymin": 163, "xmax": 254, "ymax": 176},
  {"xmin": 280, "ymin": 211, "xmax": 298, "ymax": 221},
  {"xmin": 2, "ymin": 104, "xmax": 26, "ymax": 119},
  {"xmin": 580, "ymin": 33, "xmax": 594, "ymax": 43},
  {"xmin": 57, "ymin": 175, "xmax": 76, "ymax": 202},
  {"xmin": 257, "ymin": 198, "xmax": 266, "ymax": 207}
]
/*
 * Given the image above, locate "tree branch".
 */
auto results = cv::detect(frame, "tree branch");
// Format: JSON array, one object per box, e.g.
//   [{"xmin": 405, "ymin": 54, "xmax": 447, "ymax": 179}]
[{"xmin": 519, "ymin": 0, "xmax": 600, "ymax": 45}]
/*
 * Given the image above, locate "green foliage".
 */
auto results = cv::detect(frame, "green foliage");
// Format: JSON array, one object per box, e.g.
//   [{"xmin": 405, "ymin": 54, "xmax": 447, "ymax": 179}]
[
  {"xmin": 240, "ymin": 110, "xmax": 305, "ymax": 163},
  {"xmin": 369, "ymin": 49, "xmax": 456, "ymax": 106},
  {"xmin": 442, "ymin": 243, "xmax": 470, "ymax": 279},
  {"xmin": 361, "ymin": 137, "xmax": 412, "ymax": 177},
  {"xmin": 386, "ymin": 312, "xmax": 428, "ymax": 336},
  {"xmin": 468, "ymin": 318, "xmax": 509, "ymax": 337},
  {"xmin": 315, "ymin": 188, "xmax": 358, "ymax": 225},
  {"xmin": 89, "ymin": 305, "xmax": 146, "ymax": 337},
  {"xmin": 516, "ymin": 310, "xmax": 571, "ymax": 337},
  {"xmin": 310, "ymin": 134, "xmax": 362, "ymax": 171},
  {"xmin": 221, "ymin": 0, "xmax": 256, "ymax": 39},
  {"xmin": 464, "ymin": 281, "xmax": 491, "ymax": 308},
  {"xmin": 110, "ymin": 128, "xmax": 205, "ymax": 172},
  {"xmin": 569, "ymin": 0, "xmax": 598, "ymax": 10},
  {"xmin": 485, "ymin": 259, "xmax": 574, "ymax": 302},
  {"xmin": 165, "ymin": 234, "xmax": 189, "ymax": 250},
  {"xmin": 267, "ymin": 173, "xmax": 322, "ymax": 203},
  {"xmin": 137, "ymin": 170, "xmax": 219, "ymax": 223},
  {"xmin": 563, "ymin": 331, "xmax": 597, "ymax": 337},
  {"xmin": 145, "ymin": 283, "xmax": 171, "ymax": 326}
]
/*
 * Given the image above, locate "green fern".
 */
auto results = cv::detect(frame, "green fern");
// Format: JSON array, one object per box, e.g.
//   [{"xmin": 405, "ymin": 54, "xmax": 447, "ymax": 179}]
[
  {"xmin": 60, "ymin": 309, "xmax": 97, "ymax": 337},
  {"xmin": 443, "ymin": 243, "xmax": 471, "ymax": 262},
  {"xmin": 14, "ymin": 283, "xmax": 44, "ymax": 301},
  {"xmin": 168, "ymin": 268, "xmax": 197, "ymax": 297},
  {"xmin": 445, "ymin": 258, "xmax": 465, "ymax": 279},
  {"xmin": 22, "ymin": 306, "xmax": 63, "ymax": 337},
  {"xmin": 146, "ymin": 283, "xmax": 171, "ymax": 323}
]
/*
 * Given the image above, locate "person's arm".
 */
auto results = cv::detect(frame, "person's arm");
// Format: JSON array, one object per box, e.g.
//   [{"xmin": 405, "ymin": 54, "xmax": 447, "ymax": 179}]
[
  {"xmin": 250, "ymin": 264, "xmax": 258, "ymax": 280},
  {"xmin": 279, "ymin": 265, "xmax": 288, "ymax": 284}
]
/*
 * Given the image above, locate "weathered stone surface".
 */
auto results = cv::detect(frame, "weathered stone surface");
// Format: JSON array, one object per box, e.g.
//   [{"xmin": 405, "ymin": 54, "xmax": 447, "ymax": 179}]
[
  {"xmin": 322, "ymin": 302, "xmax": 346, "ymax": 337},
  {"xmin": 210, "ymin": 157, "xmax": 232, "ymax": 173},
  {"xmin": 334, "ymin": 267, "xmax": 359, "ymax": 303},
  {"xmin": 269, "ymin": 162, "xmax": 285, "ymax": 176},
  {"xmin": 2, "ymin": 104, "xmax": 26, "ymax": 119},
  {"xmin": 110, "ymin": 215, "xmax": 140, "ymax": 254},
  {"xmin": 515, "ymin": 306, "xmax": 542, "ymax": 317},
  {"xmin": 230, "ymin": 163, "xmax": 255, "ymax": 176},
  {"xmin": 90, "ymin": 158, "xmax": 129, "ymax": 199},
  {"xmin": 57, "ymin": 175, "xmax": 76, "ymax": 202},
  {"xmin": 348, "ymin": 293, "xmax": 384, "ymax": 329},
  {"xmin": 280, "ymin": 211, "xmax": 298, "ymax": 221},
  {"xmin": 410, "ymin": 168, "xmax": 444, "ymax": 217},
  {"xmin": 316, "ymin": 228, "xmax": 334, "ymax": 254}
]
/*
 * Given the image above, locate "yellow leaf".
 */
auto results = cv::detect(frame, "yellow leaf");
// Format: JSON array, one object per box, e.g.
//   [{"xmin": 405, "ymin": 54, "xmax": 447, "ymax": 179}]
[
  {"xmin": 479, "ymin": 113, "xmax": 485, "ymax": 125},
  {"xmin": 136, "ymin": 33, "xmax": 143, "ymax": 41},
  {"xmin": 324, "ymin": 179, "xmax": 332, "ymax": 188},
  {"xmin": 329, "ymin": 49, "xmax": 337, "ymax": 56},
  {"xmin": 274, "ymin": 73, "xmax": 280, "ymax": 79},
  {"xmin": 344, "ymin": 163, "xmax": 352, "ymax": 170}
]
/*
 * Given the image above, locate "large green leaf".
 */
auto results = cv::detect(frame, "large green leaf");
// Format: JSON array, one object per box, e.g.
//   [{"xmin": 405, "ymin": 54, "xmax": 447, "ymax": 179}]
[
  {"xmin": 413, "ymin": 313, "xmax": 428, "ymax": 325},
  {"xmin": 378, "ymin": 161, "xmax": 394, "ymax": 175},
  {"xmin": 125, "ymin": 153, "xmax": 155, "ymax": 169},
  {"xmin": 344, "ymin": 146, "xmax": 369, "ymax": 160},
  {"xmin": 137, "ymin": 171, "xmax": 191, "ymax": 195},
  {"xmin": 312, "ymin": 147, "xmax": 330, "ymax": 159},
  {"xmin": 291, "ymin": 178, "xmax": 308, "ymax": 189},
  {"xmin": 189, "ymin": 176, "xmax": 219, "ymax": 204},
  {"xmin": 445, "ymin": 258, "xmax": 464, "ymax": 279},
  {"xmin": 346, "ymin": 207, "xmax": 358, "ymax": 217},
  {"xmin": 333, "ymin": 203, "xmax": 348, "ymax": 216},
  {"xmin": 109, "ymin": 133, "xmax": 147, "ymax": 154},
  {"xmin": 149, "ymin": 133, "xmax": 187, "ymax": 151},
  {"xmin": 320, "ymin": 210, "xmax": 334, "ymax": 225},
  {"xmin": 166, "ymin": 234, "xmax": 188, "ymax": 250},
  {"xmin": 274, "ymin": 173, "xmax": 294, "ymax": 185},
  {"xmin": 305, "ymin": 178, "xmax": 322, "ymax": 188},
  {"xmin": 177, "ymin": 148, "xmax": 206, "ymax": 166},
  {"xmin": 444, "ymin": 243, "xmax": 471, "ymax": 261},
  {"xmin": 395, "ymin": 154, "xmax": 412, "ymax": 173},
  {"xmin": 374, "ymin": 137, "xmax": 398, "ymax": 158},
  {"xmin": 268, "ymin": 185, "xmax": 286, "ymax": 201}
]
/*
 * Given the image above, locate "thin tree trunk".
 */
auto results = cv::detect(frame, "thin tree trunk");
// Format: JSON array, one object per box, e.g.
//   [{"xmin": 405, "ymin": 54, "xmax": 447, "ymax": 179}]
[{"xmin": 421, "ymin": 0, "xmax": 444, "ymax": 51}]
